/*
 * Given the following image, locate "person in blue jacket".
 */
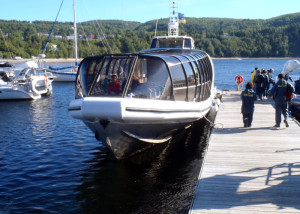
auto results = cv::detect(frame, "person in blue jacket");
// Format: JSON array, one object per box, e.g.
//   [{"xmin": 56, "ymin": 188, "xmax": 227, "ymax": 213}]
[
  {"xmin": 241, "ymin": 82, "xmax": 257, "ymax": 127},
  {"xmin": 270, "ymin": 73, "xmax": 295, "ymax": 127}
]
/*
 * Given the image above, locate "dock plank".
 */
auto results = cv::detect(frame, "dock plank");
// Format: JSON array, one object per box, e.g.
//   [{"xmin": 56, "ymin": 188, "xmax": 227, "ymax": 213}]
[{"xmin": 189, "ymin": 91, "xmax": 300, "ymax": 213}]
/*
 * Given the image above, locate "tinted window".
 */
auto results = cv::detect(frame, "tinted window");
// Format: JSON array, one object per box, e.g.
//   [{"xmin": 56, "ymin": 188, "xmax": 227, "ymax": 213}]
[
  {"xmin": 157, "ymin": 38, "xmax": 184, "ymax": 48},
  {"xmin": 182, "ymin": 62, "xmax": 196, "ymax": 101},
  {"xmin": 184, "ymin": 39, "xmax": 192, "ymax": 48},
  {"xmin": 150, "ymin": 39, "xmax": 157, "ymax": 48}
]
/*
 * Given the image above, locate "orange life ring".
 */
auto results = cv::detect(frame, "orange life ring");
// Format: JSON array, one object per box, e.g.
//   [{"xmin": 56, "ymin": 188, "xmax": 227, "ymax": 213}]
[{"xmin": 235, "ymin": 75, "xmax": 244, "ymax": 84}]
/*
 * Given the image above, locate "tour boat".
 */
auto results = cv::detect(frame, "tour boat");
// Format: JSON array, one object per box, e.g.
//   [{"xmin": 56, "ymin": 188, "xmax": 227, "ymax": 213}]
[{"xmin": 68, "ymin": 2, "xmax": 220, "ymax": 159}]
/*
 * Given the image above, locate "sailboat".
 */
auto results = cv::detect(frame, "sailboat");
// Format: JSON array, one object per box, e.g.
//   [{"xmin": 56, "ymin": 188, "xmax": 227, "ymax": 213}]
[{"xmin": 48, "ymin": 0, "xmax": 78, "ymax": 82}]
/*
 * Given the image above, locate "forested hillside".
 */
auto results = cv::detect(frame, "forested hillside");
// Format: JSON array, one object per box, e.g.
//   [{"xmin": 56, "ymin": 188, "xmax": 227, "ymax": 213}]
[{"xmin": 0, "ymin": 12, "xmax": 300, "ymax": 59}]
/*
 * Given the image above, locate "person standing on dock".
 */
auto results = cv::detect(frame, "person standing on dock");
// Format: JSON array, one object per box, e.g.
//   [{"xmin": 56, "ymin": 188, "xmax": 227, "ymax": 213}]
[
  {"xmin": 270, "ymin": 73, "xmax": 295, "ymax": 128},
  {"xmin": 254, "ymin": 70, "xmax": 264, "ymax": 100},
  {"xmin": 261, "ymin": 69, "xmax": 269, "ymax": 99},
  {"xmin": 251, "ymin": 67, "xmax": 259, "ymax": 83},
  {"xmin": 241, "ymin": 82, "xmax": 257, "ymax": 127},
  {"xmin": 267, "ymin": 68, "xmax": 275, "ymax": 89}
]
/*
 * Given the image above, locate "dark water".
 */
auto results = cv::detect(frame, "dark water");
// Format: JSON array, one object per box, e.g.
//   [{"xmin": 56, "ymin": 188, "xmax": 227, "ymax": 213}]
[
  {"xmin": 0, "ymin": 81, "xmax": 214, "ymax": 214},
  {"xmin": 1, "ymin": 58, "xmax": 298, "ymax": 213}
]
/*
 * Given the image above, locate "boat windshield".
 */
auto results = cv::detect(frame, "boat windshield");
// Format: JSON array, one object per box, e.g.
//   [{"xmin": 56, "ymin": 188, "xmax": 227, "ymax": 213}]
[{"xmin": 76, "ymin": 55, "xmax": 172, "ymax": 100}]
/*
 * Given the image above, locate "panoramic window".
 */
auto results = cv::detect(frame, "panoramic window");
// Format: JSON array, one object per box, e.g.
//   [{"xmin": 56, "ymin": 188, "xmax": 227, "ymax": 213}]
[
  {"xmin": 127, "ymin": 58, "xmax": 171, "ymax": 100},
  {"xmin": 182, "ymin": 62, "xmax": 196, "ymax": 101},
  {"xmin": 77, "ymin": 56, "xmax": 134, "ymax": 98}
]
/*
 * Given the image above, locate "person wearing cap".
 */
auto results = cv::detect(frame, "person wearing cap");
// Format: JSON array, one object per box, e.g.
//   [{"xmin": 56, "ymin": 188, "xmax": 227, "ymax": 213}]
[{"xmin": 241, "ymin": 81, "xmax": 257, "ymax": 127}]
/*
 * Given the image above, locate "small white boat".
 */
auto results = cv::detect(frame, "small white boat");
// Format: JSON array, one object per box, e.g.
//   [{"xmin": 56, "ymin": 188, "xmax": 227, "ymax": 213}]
[
  {"xmin": 0, "ymin": 68, "xmax": 53, "ymax": 100},
  {"xmin": 48, "ymin": 66, "xmax": 77, "ymax": 82}
]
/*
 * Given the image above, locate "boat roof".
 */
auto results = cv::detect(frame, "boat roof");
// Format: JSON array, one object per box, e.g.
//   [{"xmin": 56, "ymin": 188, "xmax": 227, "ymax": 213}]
[
  {"xmin": 82, "ymin": 49, "xmax": 209, "ymax": 65},
  {"xmin": 152, "ymin": 35, "xmax": 193, "ymax": 39},
  {"xmin": 138, "ymin": 48, "xmax": 208, "ymax": 59}
]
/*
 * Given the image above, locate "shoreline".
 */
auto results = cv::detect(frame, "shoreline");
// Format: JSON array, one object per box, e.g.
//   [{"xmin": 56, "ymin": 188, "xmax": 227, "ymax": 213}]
[{"xmin": 1, "ymin": 57, "xmax": 299, "ymax": 63}]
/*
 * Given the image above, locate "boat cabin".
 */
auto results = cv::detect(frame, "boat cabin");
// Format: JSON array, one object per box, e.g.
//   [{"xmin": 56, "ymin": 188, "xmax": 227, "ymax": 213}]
[{"xmin": 75, "ymin": 49, "xmax": 213, "ymax": 102}]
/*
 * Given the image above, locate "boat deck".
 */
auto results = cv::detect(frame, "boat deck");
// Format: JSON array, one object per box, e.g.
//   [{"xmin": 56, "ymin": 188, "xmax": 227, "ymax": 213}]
[{"xmin": 189, "ymin": 91, "xmax": 300, "ymax": 213}]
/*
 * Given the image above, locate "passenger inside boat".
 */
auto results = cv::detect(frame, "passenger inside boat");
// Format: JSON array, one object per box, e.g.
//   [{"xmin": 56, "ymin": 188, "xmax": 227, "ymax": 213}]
[{"xmin": 108, "ymin": 74, "xmax": 121, "ymax": 95}]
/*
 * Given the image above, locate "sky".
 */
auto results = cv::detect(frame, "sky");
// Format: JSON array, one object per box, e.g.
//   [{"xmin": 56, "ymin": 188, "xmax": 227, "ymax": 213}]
[{"xmin": 1, "ymin": 0, "xmax": 300, "ymax": 23}]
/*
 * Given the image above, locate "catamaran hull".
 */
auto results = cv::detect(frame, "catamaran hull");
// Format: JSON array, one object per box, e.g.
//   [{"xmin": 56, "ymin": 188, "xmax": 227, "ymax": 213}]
[
  {"xmin": 69, "ymin": 97, "xmax": 214, "ymax": 159},
  {"xmin": 0, "ymin": 88, "xmax": 41, "ymax": 100}
]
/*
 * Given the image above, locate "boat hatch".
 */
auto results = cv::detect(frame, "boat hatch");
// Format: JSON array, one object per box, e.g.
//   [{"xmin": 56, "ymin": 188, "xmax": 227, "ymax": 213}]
[{"xmin": 76, "ymin": 50, "xmax": 213, "ymax": 102}]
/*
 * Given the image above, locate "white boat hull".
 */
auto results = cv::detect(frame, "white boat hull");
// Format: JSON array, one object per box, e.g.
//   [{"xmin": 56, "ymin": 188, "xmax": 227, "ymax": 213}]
[
  {"xmin": 0, "ymin": 87, "xmax": 41, "ymax": 99},
  {"xmin": 0, "ymin": 68, "xmax": 53, "ymax": 100},
  {"xmin": 50, "ymin": 71, "xmax": 76, "ymax": 82},
  {"xmin": 69, "ymin": 96, "xmax": 213, "ymax": 159}
]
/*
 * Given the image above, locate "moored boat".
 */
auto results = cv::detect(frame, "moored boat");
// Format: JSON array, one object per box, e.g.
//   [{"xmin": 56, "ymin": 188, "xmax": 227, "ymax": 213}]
[
  {"xmin": 47, "ymin": 67, "xmax": 77, "ymax": 82},
  {"xmin": 68, "ymin": 2, "xmax": 220, "ymax": 160},
  {"xmin": 0, "ymin": 67, "xmax": 53, "ymax": 100}
]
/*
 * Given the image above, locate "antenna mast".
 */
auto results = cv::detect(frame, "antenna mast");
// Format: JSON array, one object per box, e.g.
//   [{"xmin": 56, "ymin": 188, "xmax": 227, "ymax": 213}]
[
  {"xmin": 168, "ymin": 1, "xmax": 178, "ymax": 36},
  {"xmin": 73, "ymin": 0, "xmax": 78, "ymax": 66}
]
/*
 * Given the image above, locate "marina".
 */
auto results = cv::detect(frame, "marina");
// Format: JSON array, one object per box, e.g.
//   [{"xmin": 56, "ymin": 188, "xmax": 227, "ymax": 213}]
[
  {"xmin": 0, "ymin": 59, "xmax": 299, "ymax": 213},
  {"xmin": 190, "ymin": 91, "xmax": 300, "ymax": 213},
  {"xmin": 1, "ymin": 0, "xmax": 300, "ymax": 213}
]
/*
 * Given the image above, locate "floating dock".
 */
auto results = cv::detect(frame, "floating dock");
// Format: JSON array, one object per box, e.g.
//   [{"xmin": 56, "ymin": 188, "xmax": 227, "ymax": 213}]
[{"xmin": 189, "ymin": 91, "xmax": 300, "ymax": 213}]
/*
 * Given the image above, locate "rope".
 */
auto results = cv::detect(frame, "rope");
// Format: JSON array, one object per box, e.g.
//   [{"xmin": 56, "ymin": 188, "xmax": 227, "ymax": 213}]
[
  {"xmin": 90, "ymin": 20, "xmax": 108, "ymax": 54},
  {"xmin": 80, "ymin": 2, "xmax": 113, "ymax": 54},
  {"xmin": 0, "ymin": 28, "xmax": 13, "ymax": 59},
  {"xmin": 94, "ymin": 21, "xmax": 113, "ymax": 54},
  {"xmin": 78, "ymin": 23, "xmax": 94, "ymax": 56},
  {"xmin": 42, "ymin": 0, "xmax": 64, "ymax": 54}
]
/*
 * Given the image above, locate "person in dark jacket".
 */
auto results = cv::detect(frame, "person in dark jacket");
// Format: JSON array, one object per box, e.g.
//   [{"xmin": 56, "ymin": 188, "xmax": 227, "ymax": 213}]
[
  {"xmin": 254, "ymin": 70, "xmax": 264, "ymax": 100},
  {"xmin": 261, "ymin": 69, "xmax": 269, "ymax": 99},
  {"xmin": 270, "ymin": 73, "xmax": 295, "ymax": 127},
  {"xmin": 241, "ymin": 82, "xmax": 257, "ymax": 127},
  {"xmin": 267, "ymin": 68, "xmax": 275, "ymax": 87},
  {"xmin": 295, "ymin": 78, "xmax": 300, "ymax": 95}
]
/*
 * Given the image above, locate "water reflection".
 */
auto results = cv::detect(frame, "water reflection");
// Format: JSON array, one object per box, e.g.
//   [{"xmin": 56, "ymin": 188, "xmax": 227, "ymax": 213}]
[
  {"xmin": 0, "ymin": 78, "xmax": 216, "ymax": 214},
  {"xmin": 76, "ymin": 111, "xmax": 216, "ymax": 214}
]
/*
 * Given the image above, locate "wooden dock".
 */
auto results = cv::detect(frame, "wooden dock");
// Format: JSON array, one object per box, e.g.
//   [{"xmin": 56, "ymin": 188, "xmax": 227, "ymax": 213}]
[{"xmin": 189, "ymin": 91, "xmax": 300, "ymax": 214}]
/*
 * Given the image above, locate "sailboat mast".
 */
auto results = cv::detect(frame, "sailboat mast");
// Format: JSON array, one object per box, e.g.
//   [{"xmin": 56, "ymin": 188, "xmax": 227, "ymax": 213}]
[{"xmin": 73, "ymin": 0, "xmax": 78, "ymax": 65}]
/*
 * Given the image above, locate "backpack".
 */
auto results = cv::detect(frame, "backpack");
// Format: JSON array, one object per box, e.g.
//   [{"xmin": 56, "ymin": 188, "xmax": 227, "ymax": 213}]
[
  {"xmin": 285, "ymin": 84, "xmax": 293, "ymax": 101},
  {"xmin": 255, "ymin": 74, "xmax": 264, "ymax": 84}
]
